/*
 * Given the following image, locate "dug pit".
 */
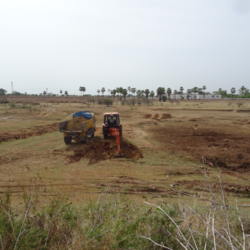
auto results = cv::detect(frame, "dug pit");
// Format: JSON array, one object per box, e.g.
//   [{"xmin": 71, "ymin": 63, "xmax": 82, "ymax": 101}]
[{"xmin": 67, "ymin": 140, "xmax": 143, "ymax": 164}]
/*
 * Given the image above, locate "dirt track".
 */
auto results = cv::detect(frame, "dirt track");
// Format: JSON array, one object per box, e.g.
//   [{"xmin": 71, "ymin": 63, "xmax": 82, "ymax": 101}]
[{"xmin": 0, "ymin": 124, "xmax": 59, "ymax": 143}]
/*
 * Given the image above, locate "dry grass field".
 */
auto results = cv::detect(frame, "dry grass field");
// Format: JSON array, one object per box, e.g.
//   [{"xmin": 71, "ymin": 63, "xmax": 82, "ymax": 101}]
[{"xmin": 0, "ymin": 99, "xmax": 250, "ymax": 210}]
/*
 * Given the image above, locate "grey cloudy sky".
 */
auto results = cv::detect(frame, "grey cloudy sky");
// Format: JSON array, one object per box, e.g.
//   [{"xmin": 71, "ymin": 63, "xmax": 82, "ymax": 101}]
[{"xmin": 0, "ymin": 0, "xmax": 250, "ymax": 95}]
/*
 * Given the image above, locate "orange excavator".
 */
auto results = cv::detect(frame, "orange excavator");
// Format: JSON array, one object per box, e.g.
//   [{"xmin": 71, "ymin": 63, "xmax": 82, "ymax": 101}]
[{"xmin": 102, "ymin": 112, "xmax": 123, "ymax": 157}]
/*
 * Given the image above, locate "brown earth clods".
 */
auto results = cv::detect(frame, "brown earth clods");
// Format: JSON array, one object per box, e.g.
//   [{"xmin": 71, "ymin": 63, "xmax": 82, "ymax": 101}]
[
  {"xmin": 66, "ymin": 140, "xmax": 143, "ymax": 165},
  {"xmin": 0, "ymin": 124, "xmax": 59, "ymax": 143},
  {"xmin": 65, "ymin": 116, "xmax": 87, "ymax": 131},
  {"xmin": 150, "ymin": 124, "xmax": 250, "ymax": 172},
  {"xmin": 144, "ymin": 113, "xmax": 172, "ymax": 119}
]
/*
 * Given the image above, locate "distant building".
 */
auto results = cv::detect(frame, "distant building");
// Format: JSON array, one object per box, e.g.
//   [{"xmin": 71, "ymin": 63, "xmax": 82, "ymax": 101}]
[{"xmin": 162, "ymin": 94, "xmax": 222, "ymax": 100}]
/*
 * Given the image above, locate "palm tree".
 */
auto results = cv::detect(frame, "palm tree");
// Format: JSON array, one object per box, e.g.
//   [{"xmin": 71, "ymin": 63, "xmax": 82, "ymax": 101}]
[
  {"xmin": 192, "ymin": 87, "xmax": 198, "ymax": 100},
  {"xmin": 122, "ymin": 89, "xmax": 127, "ymax": 100},
  {"xmin": 127, "ymin": 86, "xmax": 131, "ymax": 97},
  {"xmin": 157, "ymin": 87, "xmax": 165, "ymax": 102},
  {"xmin": 64, "ymin": 91, "xmax": 68, "ymax": 97},
  {"xmin": 180, "ymin": 87, "xmax": 184, "ymax": 99},
  {"xmin": 166, "ymin": 88, "xmax": 172, "ymax": 99},
  {"xmin": 97, "ymin": 89, "xmax": 100, "ymax": 96},
  {"xmin": 187, "ymin": 89, "xmax": 191, "ymax": 100},
  {"xmin": 101, "ymin": 87, "xmax": 105, "ymax": 97},
  {"xmin": 43, "ymin": 91, "xmax": 46, "ymax": 97},
  {"xmin": 202, "ymin": 86, "xmax": 206, "ymax": 99},
  {"xmin": 131, "ymin": 88, "xmax": 136, "ymax": 99},
  {"xmin": 60, "ymin": 90, "xmax": 62, "ymax": 96},
  {"xmin": 145, "ymin": 89, "xmax": 150, "ymax": 99},
  {"xmin": 79, "ymin": 86, "xmax": 86, "ymax": 99},
  {"xmin": 111, "ymin": 89, "xmax": 116, "ymax": 98}
]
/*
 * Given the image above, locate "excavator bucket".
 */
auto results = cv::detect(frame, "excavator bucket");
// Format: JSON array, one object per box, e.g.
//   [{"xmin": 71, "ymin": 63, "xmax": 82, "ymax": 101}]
[{"xmin": 109, "ymin": 127, "xmax": 123, "ymax": 157}]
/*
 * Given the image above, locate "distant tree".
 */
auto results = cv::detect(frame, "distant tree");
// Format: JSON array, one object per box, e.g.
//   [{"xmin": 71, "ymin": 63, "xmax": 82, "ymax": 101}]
[
  {"xmin": 43, "ymin": 91, "xmax": 46, "ymax": 96},
  {"xmin": 79, "ymin": 86, "xmax": 86, "ymax": 99},
  {"xmin": 202, "ymin": 86, "xmax": 206, "ymax": 99},
  {"xmin": 111, "ymin": 89, "xmax": 116, "ymax": 98},
  {"xmin": 150, "ymin": 90, "xmax": 155, "ymax": 99},
  {"xmin": 145, "ymin": 89, "xmax": 150, "ymax": 99},
  {"xmin": 187, "ymin": 89, "xmax": 191, "ymax": 100},
  {"xmin": 64, "ymin": 91, "xmax": 68, "ymax": 96},
  {"xmin": 157, "ymin": 87, "xmax": 165, "ymax": 102},
  {"xmin": 173, "ymin": 90, "xmax": 177, "ymax": 99},
  {"xmin": 166, "ymin": 88, "xmax": 172, "ymax": 99},
  {"xmin": 122, "ymin": 89, "xmax": 128, "ymax": 100},
  {"xmin": 162, "ymin": 96, "xmax": 167, "ymax": 102},
  {"xmin": 0, "ymin": 88, "xmax": 7, "ymax": 95},
  {"xmin": 180, "ymin": 86, "xmax": 184, "ymax": 94},
  {"xmin": 131, "ymin": 88, "xmax": 136, "ymax": 99},
  {"xmin": 60, "ymin": 90, "xmax": 63, "ymax": 96},
  {"xmin": 192, "ymin": 87, "xmax": 198, "ymax": 100},
  {"xmin": 238, "ymin": 86, "xmax": 248, "ymax": 96},
  {"xmin": 102, "ymin": 98, "xmax": 113, "ymax": 107},
  {"xmin": 101, "ymin": 87, "xmax": 105, "ymax": 97},
  {"xmin": 198, "ymin": 88, "xmax": 203, "ymax": 99},
  {"xmin": 127, "ymin": 86, "xmax": 131, "ymax": 97},
  {"xmin": 97, "ymin": 89, "xmax": 100, "ymax": 96},
  {"xmin": 231, "ymin": 87, "xmax": 236, "ymax": 95}
]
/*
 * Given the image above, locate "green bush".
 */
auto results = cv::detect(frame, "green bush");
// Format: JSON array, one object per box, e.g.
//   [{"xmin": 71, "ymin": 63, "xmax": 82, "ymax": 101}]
[{"xmin": 102, "ymin": 98, "xmax": 113, "ymax": 107}]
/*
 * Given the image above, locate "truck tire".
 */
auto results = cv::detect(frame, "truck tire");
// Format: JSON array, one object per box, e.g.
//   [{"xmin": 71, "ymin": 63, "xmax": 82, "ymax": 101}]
[{"xmin": 64, "ymin": 137, "xmax": 72, "ymax": 144}]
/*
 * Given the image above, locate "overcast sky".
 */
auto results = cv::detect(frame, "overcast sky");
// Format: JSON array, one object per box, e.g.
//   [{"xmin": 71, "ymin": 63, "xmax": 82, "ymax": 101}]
[{"xmin": 0, "ymin": 0, "xmax": 250, "ymax": 95}]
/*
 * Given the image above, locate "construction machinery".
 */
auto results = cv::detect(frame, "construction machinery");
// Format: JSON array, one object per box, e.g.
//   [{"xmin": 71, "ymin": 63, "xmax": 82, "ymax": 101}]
[
  {"xmin": 102, "ymin": 112, "xmax": 123, "ymax": 157},
  {"xmin": 59, "ymin": 111, "xmax": 96, "ymax": 144},
  {"xmin": 0, "ymin": 98, "xmax": 9, "ymax": 104}
]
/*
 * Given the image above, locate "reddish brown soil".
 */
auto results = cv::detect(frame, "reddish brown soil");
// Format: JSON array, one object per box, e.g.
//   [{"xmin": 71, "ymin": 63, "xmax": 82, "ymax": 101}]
[
  {"xmin": 150, "ymin": 123, "xmax": 250, "ymax": 172},
  {"xmin": 144, "ymin": 113, "xmax": 172, "ymax": 119},
  {"xmin": 0, "ymin": 124, "xmax": 59, "ymax": 143},
  {"xmin": 64, "ymin": 140, "xmax": 143, "ymax": 164}
]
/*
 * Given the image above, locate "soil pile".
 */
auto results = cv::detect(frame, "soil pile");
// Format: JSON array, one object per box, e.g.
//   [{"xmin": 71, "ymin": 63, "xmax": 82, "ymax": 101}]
[
  {"xmin": 67, "ymin": 140, "xmax": 143, "ymax": 164},
  {"xmin": 0, "ymin": 124, "xmax": 58, "ymax": 143},
  {"xmin": 144, "ymin": 113, "xmax": 172, "ymax": 120},
  {"xmin": 65, "ymin": 116, "xmax": 87, "ymax": 131}
]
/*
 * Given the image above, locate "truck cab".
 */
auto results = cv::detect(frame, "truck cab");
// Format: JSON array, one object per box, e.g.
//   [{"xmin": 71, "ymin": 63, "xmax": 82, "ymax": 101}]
[{"xmin": 102, "ymin": 112, "xmax": 122, "ymax": 138}]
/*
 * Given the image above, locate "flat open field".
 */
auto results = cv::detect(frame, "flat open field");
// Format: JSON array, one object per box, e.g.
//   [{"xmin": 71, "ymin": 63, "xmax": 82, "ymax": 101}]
[{"xmin": 0, "ymin": 100, "xmax": 250, "ymax": 210}]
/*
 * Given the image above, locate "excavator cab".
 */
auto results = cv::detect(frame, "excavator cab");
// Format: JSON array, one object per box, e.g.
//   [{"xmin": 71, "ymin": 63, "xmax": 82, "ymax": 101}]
[{"xmin": 103, "ymin": 112, "xmax": 123, "ymax": 157}]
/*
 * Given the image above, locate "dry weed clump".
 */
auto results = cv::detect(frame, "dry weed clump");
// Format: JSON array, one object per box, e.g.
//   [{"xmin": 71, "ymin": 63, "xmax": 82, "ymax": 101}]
[{"xmin": 0, "ymin": 167, "xmax": 249, "ymax": 250}]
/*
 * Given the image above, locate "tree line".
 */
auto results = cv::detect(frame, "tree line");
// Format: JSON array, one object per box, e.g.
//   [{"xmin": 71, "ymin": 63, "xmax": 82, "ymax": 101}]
[{"xmin": 1, "ymin": 85, "xmax": 249, "ymax": 99}]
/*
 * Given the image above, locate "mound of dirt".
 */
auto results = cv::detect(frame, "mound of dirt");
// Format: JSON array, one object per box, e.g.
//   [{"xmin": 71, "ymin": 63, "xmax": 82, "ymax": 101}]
[
  {"xmin": 0, "ymin": 124, "xmax": 59, "ymax": 143},
  {"xmin": 67, "ymin": 140, "xmax": 143, "ymax": 164},
  {"xmin": 144, "ymin": 113, "xmax": 172, "ymax": 120},
  {"xmin": 65, "ymin": 116, "xmax": 87, "ymax": 131}
]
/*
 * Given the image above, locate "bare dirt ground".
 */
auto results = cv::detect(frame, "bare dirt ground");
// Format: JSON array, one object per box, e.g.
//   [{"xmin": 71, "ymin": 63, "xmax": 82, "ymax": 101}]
[{"xmin": 0, "ymin": 100, "xmax": 250, "ymax": 209}]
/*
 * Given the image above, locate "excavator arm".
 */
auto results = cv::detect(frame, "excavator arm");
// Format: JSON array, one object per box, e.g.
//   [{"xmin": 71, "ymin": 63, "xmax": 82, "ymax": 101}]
[{"xmin": 109, "ymin": 127, "xmax": 122, "ymax": 157}]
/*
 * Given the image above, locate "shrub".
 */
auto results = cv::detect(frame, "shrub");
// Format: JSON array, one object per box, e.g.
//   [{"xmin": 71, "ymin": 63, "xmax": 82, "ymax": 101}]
[
  {"xmin": 102, "ymin": 98, "xmax": 113, "ymax": 107},
  {"xmin": 162, "ymin": 96, "xmax": 167, "ymax": 102}
]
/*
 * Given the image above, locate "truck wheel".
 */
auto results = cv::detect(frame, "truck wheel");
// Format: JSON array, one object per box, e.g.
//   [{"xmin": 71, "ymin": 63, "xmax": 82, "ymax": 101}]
[{"xmin": 64, "ymin": 137, "xmax": 72, "ymax": 144}]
